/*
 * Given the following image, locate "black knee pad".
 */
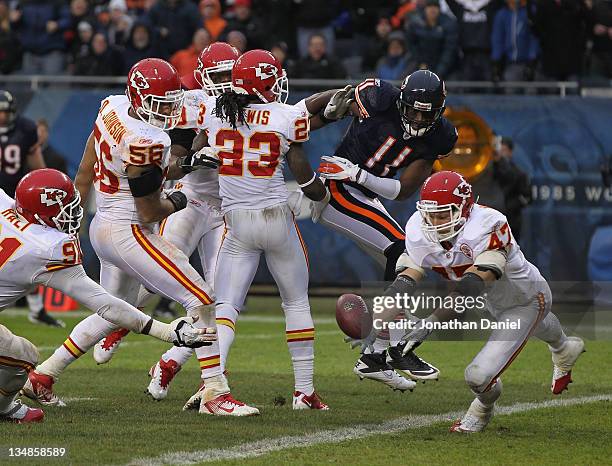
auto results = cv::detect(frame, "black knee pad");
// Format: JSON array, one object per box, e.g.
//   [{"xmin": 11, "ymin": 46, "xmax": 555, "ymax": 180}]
[{"xmin": 383, "ymin": 240, "xmax": 406, "ymax": 281}]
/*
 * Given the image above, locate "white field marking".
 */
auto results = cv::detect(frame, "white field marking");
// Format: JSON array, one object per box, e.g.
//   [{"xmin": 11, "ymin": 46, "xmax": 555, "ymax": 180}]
[
  {"xmin": 60, "ymin": 397, "xmax": 98, "ymax": 402},
  {"xmin": 128, "ymin": 394, "xmax": 612, "ymax": 466}
]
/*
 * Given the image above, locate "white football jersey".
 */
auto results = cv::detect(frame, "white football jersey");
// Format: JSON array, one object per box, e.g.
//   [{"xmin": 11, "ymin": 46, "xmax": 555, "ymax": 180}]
[
  {"xmin": 0, "ymin": 190, "xmax": 82, "ymax": 309},
  {"xmin": 405, "ymin": 204, "xmax": 545, "ymax": 311},
  {"xmin": 199, "ymin": 100, "xmax": 309, "ymax": 212},
  {"xmin": 174, "ymin": 90, "xmax": 220, "ymax": 204},
  {"xmin": 92, "ymin": 95, "xmax": 172, "ymax": 223}
]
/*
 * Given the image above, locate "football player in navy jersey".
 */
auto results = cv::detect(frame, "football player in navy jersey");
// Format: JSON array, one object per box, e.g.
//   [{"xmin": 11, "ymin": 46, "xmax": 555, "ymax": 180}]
[
  {"xmin": 0, "ymin": 90, "xmax": 64, "ymax": 328},
  {"xmin": 310, "ymin": 71, "xmax": 458, "ymax": 390}
]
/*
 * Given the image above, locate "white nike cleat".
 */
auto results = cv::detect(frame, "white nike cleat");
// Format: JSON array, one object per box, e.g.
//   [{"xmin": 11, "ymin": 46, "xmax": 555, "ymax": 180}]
[
  {"xmin": 354, "ymin": 353, "xmax": 416, "ymax": 392},
  {"xmin": 450, "ymin": 398, "xmax": 494, "ymax": 433},
  {"xmin": 93, "ymin": 328, "xmax": 130, "ymax": 364},
  {"xmin": 199, "ymin": 392, "xmax": 260, "ymax": 416},
  {"xmin": 146, "ymin": 359, "xmax": 181, "ymax": 401},
  {"xmin": 21, "ymin": 371, "xmax": 66, "ymax": 407},
  {"xmin": 551, "ymin": 336, "xmax": 585, "ymax": 395},
  {"xmin": 293, "ymin": 391, "xmax": 329, "ymax": 410}
]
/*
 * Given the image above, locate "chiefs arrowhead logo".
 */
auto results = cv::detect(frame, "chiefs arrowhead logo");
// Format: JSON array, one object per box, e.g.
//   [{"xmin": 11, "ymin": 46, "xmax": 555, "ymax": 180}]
[
  {"xmin": 40, "ymin": 188, "xmax": 67, "ymax": 207},
  {"xmin": 453, "ymin": 181, "xmax": 472, "ymax": 199},
  {"xmin": 130, "ymin": 70, "xmax": 150, "ymax": 90},
  {"xmin": 253, "ymin": 63, "xmax": 277, "ymax": 80}
]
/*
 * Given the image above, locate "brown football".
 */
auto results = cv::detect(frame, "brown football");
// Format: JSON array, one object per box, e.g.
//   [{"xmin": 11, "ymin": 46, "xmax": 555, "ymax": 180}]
[{"xmin": 335, "ymin": 294, "xmax": 372, "ymax": 339}]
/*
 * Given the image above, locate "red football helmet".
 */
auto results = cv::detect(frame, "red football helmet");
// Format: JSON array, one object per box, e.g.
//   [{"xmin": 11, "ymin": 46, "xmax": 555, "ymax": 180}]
[
  {"xmin": 126, "ymin": 58, "xmax": 184, "ymax": 130},
  {"xmin": 194, "ymin": 42, "xmax": 240, "ymax": 96},
  {"xmin": 15, "ymin": 169, "xmax": 83, "ymax": 235},
  {"xmin": 231, "ymin": 49, "xmax": 288, "ymax": 103},
  {"xmin": 416, "ymin": 171, "xmax": 474, "ymax": 242}
]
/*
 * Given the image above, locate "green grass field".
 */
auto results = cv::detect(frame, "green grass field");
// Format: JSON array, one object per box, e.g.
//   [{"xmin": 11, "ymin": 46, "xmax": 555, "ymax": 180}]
[{"xmin": 1, "ymin": 296, "xmax": 611, "ymax": 466}]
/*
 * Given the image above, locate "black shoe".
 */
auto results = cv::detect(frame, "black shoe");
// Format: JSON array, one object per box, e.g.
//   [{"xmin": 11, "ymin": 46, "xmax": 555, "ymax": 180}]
[
  {"xmin": 28, "ymin": 310, "xmax": 65, "ymax": 328},
  {"xmin": 387, "ymin": 345, "xmax": 440, "ymax": 381},
  {"xmin": 353, "ymin": 352, "xmax": 416, "ymax": 392}
]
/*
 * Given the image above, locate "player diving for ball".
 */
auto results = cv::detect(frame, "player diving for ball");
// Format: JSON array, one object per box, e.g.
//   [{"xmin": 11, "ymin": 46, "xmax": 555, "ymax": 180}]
[
  {"xmin": 349, "ymin": 170, "xmax": 584, "ymax": 432},
  {"xmin": 24, "ymin": 58, "xmax": 260, "ymax": 416},
  {"xmin": 311, "ymin": 70, "xmax": 458, "ymax": 390},
  {"xmin": 0, "ymin": 169, "xmax": 211, "ymax": 423}
]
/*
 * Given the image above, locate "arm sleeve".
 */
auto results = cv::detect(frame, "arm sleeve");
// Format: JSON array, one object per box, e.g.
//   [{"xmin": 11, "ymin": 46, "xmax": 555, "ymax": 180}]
[
  {"xmin": 287, "ymin": 107, "xmax": 310, "ymax": 143},
  {"xmin": 169, "ymin": 128, "xmax": 196, "ymax": 151},
  {"xmin": 36, "ymin": 266, "xmax": 156, "ymax": 336}
]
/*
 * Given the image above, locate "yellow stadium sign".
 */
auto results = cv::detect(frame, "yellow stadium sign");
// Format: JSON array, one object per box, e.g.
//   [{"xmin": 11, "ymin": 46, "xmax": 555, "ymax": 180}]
[{"xmin": 434, "ymin": 106, "xmax": 494, "ymax": 181}]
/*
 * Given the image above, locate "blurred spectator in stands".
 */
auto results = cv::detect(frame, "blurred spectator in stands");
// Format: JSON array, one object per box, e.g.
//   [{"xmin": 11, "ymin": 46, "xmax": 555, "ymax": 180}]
[
  {"xmin": 10, "ymin": 0, "xmax": 71, "ymax": 75},
  {"xmin": 271, "ymin": 41, "xmax": 294, "ymax": 71},
  {"xmin": 491, "ymin": 0, "xmax": 539, "ymax": 82},
  {"xmin": 148, "ymin": 0, "xmax": 201, "ymax": 57},
  {"xmin": 65, "ymin": 0, "xmax": 94, "ymax": 50},
  {"xmin": 293, "ymin": 0, "xmax": 338, "ymax": 58},
  {"xmin": 36, "ymin": 119, "xmax": 67, "ymax": 174},
  {"xmin": 105, "ymin": 0, "xmax": 133, "ymax": 47},
  {"xmin": 67, "ymin": 20, "xmax": 93, "ymax": 74},
  {"xmin": 376, "ymin": 31, "xmax": 414, "ymax": 80},
  {"xmin": 587, "ymin": 0, "xmax": 612, "ymax": 79},
  {"xmin": 0, "ymin": 0, "xmax": 22, "ymax": 74},
  {"xmin": 446, "ymin": 0, "xmax": 501, "ymax": 81},
  {"xmin": 226, "ymin": 29, "xmax": 247, "ymax": 53},
  {"xmin": 406, "ymin": 0, "xmax": 458, "ymax": 79},
  {"xmin": 528, "ymin": 0, "xmax": 589, "ymax": 80},
  {"xmin": 126, "ymin": 0, "xmax": 148, "ymax": 16},
  {"xmin": 223, "ymin": 0, "xmax": 265, "ymax": 50},
  {"xmin": 170, "ymin": 28, "xmax": 211, "ymax": 77},
  {"xmin": 123, "ymin": 21, "xmax": 161, "ymax": 73},
  {"xmin": 74, "ymin": 32, "xmax": 123, "ymax": 76},
  {"xmin": 363, "ymin": 16, "xmax": 393, "ymax": 71},
  {"xmin": 290, "ymin": 33, "xmax": 347, "ymax": 79},
  {"xmin": 388, "ymin": 0, "xmax": 416, "ymax": 29},
  {"xmin": 492, "ymin": 136, "xmax": 531, "ymax": 240},
  {"xmin": 199, "ymin": 0, "xmax": 226, "ymax": 41}
]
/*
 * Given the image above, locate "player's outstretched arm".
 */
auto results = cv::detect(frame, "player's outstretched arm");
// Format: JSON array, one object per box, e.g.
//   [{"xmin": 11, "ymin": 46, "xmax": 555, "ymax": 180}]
[
  {"xmin": 286, "ymin": 143, "xmax": 327, "ymax": 202},
  {"xmin": 37, "ymin": 265, "xmax": 215, "ymax": 348},
  {"xmin": 126, "ymin": 164, "xmax": 186, "ymax": 223},
  {"xmin": 27, "ymin": 141, "xmax": 46, "ymax": 170},
  {"xmin": 74, "ymin": 131, "xmax": 96, "ymax": 207}
]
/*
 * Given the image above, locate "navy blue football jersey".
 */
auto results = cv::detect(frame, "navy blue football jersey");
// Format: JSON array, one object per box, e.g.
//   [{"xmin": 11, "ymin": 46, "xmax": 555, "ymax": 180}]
[
  {"xmin": 334, "ymin": 79, "xmax": 457, "ymax": 194},
  {"xmin": 0, "ymin": 117, "xmax": 38, "ymax": 197}
]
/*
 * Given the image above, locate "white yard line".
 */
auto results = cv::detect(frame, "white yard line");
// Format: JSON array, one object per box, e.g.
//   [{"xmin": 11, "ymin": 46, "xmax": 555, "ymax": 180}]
[{"xmin": 128, "ymin": 394, "xmax": 612, "ymax": 466}]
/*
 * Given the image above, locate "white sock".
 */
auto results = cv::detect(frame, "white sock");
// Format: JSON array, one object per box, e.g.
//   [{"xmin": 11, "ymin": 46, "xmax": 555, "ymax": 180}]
[
  {"xmin": 216, "ymin": 303, "xmax": 238, "ymax": 371},
  {"xmin": 26, "ymin": 292, "xmax": 44, "ymax": 315},
  {"xmin": 37, "ymin": 313, "xmax": 117, "ymax": 379},
  {"xmin": 284, "ymin": 304, "xmax": 315, "ymax": 395},
  {"xmin": 161, "ymin": 346, "xmax": 193, "ymax": 366},
  {"xmin": 535, "ymin": 312, "xmax": 568, "ymax": 351}
]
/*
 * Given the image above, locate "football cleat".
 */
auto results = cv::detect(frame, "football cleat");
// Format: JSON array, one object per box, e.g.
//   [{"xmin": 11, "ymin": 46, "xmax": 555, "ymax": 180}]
[
  {"xmin": 146, "ymin": 359, "xmax": 181, "ymax": 401},
  {"xmin": 93, "ymin": 328, "xmax": 130, "ymax": 364},
  {"xmin": 551, "ymin": 336, "xmax": 585, "ymax": 395},
  {"xmin": 21, "ymin": 371, "xmax": 65, "ymax": 407},
  {"xmin": 199, "ymin": 392, "xmax": 260, "ymax": 416},
  {"xmin": 183, "ymin": 380, "xmax": 206, "ymax": 411},
  {"xmin": 387, "ymin": 345, "xmax": 440, "ymax": 381},
  {"xmin": 0, "ymin": 399, "xmax": 44, "ymax": 424},
  {"xmin": 450, "ymin": 399, "xmax": 494, "ymax": 433},
  {"xmin": 353, "ymin": 352, "xmax": 416, "ymax": 392},
  {"xmin": 28, "ymin": 310, "xmax": 65, "ymax": 328},
  {"xmin": 293, "ymin": 391, "xmax": 329, "ymax": 410}
]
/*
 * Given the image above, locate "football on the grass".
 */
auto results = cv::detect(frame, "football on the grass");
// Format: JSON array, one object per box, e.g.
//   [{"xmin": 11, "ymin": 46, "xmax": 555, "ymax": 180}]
[{"xmin": 335, "ymin": 294, "xmax": 372, "ymax": 339}]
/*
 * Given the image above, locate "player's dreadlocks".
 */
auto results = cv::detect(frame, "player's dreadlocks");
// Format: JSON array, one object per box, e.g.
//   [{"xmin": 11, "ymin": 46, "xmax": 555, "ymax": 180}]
[{"xmin": 214, "ymin": 91, "xmax": 253, "ymax": 130}]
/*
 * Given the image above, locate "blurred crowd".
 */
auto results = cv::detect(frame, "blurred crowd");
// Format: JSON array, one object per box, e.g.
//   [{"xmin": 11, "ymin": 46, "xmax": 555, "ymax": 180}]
[{"xmin": 0, "ymin": 0, "xmax": 611, "ymax": 83}]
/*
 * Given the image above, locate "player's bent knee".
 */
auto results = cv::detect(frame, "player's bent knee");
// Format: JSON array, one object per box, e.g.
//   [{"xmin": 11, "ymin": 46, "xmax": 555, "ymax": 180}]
[
  {"xmin": 6, "ymin": 335, "xmax": 39, "ymax": 367},
  {"xmin": 464, "ymin": 363, "xmax": 496, "ymax": 394}
]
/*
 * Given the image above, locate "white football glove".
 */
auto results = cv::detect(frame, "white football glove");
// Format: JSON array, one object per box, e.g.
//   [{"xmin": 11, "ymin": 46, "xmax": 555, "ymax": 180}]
[
  {"xmin": 170, "ymin": 316, "xmax": 216, "ymax": 348},
  {"xmin": 319, "ymin": 156, "xmax": 365, "ymax": 183},
  {"xmin": 323, "ymin": 85, "xmax": 354, "ymax": 120},
  {"xmin": 183, "ymin": 384, "xmax": 204, "ymax": 411},
  {"xmin": 399, "ymin": 317, "xmax": 433, "ymax": 355},
  {"xmin": 395, "ymin": 251, "xmax": 411, "ymax": 274},
  {"xmin": 343, "ymin": 328, "xmax": 377, "ymax": 354},
  {"xmin": 309, "ymin": 187, "xmax": 330, "ymax": 223},
  {"xmin": 182, "ymin": 147, "xmax": 219, "ymax": 172}
]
